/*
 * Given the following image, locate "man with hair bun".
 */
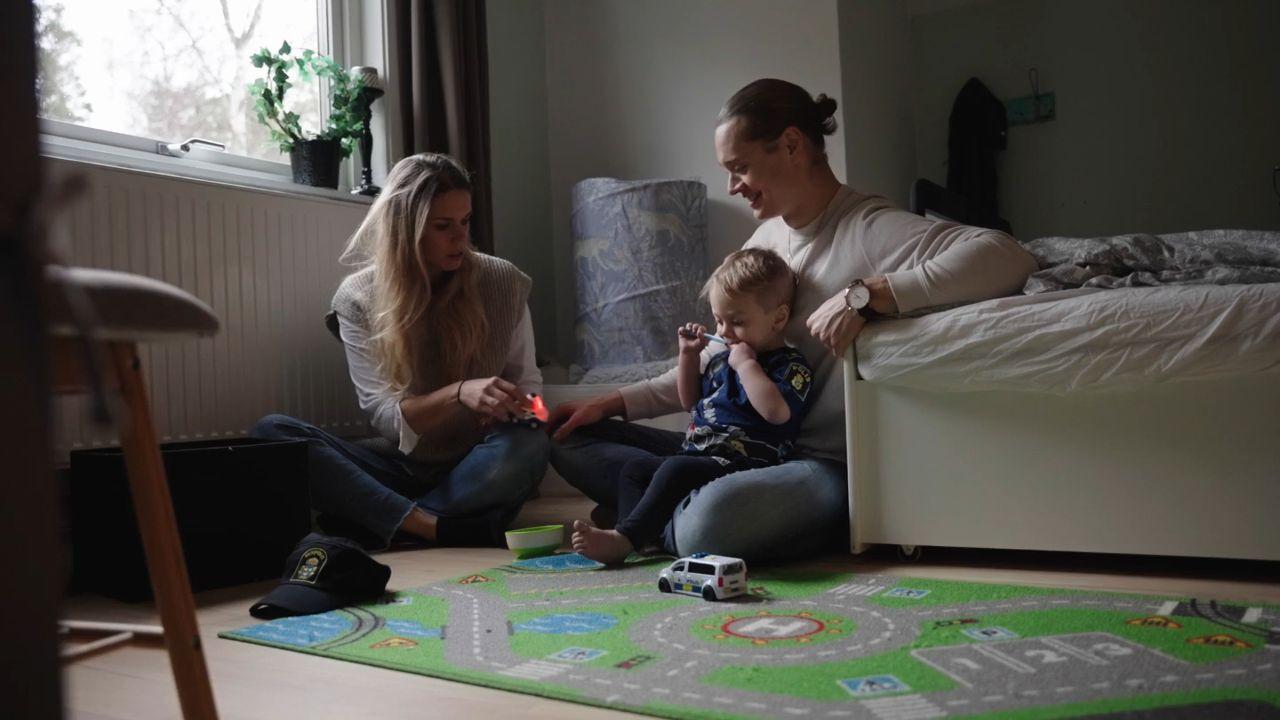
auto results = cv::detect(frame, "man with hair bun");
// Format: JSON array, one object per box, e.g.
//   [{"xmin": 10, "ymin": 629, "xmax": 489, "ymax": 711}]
[{"xmin": 552, "ymin": 79, "xmax": 1038, "ymax": 562}]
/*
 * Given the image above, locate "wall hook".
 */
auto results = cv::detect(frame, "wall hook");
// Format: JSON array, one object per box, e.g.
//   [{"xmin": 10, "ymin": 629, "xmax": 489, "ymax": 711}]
[{"xmin": 1006, "ymin": 67, "xmax": 1055, "ymax": 127}]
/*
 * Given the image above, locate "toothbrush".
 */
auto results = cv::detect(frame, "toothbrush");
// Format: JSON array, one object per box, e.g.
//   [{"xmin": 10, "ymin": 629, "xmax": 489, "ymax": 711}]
[{"xmin": 679, "ymin": 328, "xmax": 727, "ymax": 344}]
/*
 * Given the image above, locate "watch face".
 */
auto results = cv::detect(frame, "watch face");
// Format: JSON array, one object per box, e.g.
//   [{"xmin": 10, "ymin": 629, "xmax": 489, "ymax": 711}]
[{"xmin": 849, "ymin": 284, "xmax": 871, "ymax": 308}]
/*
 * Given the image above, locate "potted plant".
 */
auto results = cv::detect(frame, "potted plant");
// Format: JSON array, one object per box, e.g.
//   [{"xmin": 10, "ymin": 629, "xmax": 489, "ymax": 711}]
[{"xmin": 248, "ymin": 42, "xmax": 365, "ymax": 189}]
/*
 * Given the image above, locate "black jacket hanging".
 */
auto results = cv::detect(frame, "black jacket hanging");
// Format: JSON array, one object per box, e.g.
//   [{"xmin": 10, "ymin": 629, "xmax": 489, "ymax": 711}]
[{"xmin": 946, "ymin": 77, "xmax": 1011, "ymax": 233}]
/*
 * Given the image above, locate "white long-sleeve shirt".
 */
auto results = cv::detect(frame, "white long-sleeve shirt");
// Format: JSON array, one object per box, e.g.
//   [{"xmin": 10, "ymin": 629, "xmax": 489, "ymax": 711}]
[
  {"xmin": 338, "ymin": 306, "xmax": 543, "ymax": 454},
  {"xmin": 619, "ymin": 186, "xmax": 1039, "ymax": 461}
]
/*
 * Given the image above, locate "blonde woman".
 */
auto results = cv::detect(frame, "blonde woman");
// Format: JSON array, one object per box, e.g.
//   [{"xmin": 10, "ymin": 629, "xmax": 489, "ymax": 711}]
[{"xmin": 253, "ymin": 153, "xmax": 548, "ymax": 549}]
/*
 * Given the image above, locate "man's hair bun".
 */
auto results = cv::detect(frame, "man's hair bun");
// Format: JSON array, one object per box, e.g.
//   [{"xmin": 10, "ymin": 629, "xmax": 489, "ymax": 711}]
[
  {"xmin": 814, "ymin": 94, "xmax": 838, "ymax": 135},
  {"xmin": 719, "ymin": 79, "xmax": 840, "ymax": 152}
]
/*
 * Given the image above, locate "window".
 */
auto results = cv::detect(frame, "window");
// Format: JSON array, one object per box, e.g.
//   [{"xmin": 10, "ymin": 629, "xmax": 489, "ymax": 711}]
[
  {"xmin": 687, "ymin": 562, "xmax": 715, "ymax": 576},
  {"xmin": 35, "ymin": 0, "xmax": 391, "ymax": 196},
  {"xmin": 36, "ymin": 0, "xmax": 331, "ymax": 165}
]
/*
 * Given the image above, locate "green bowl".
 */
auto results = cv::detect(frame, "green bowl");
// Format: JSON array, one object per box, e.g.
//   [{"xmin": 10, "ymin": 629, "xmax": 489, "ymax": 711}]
[{"xmin": 504, "ymin": 524, "xmax": 564, "ymax": 559}]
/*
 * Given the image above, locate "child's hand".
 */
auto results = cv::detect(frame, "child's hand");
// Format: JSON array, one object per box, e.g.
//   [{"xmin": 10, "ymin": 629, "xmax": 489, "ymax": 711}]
[
  {"xmin": 677, "ymin": 323, "xmax": 709, "ymax": 355},
  {"xmin": 728, "ymin": 341, "xmax": 757, "ymax": 369}
]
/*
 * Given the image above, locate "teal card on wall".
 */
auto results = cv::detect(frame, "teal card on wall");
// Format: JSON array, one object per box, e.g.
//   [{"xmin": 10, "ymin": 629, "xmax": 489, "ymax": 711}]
[{"xmin": 1006, "ymin": 92, "xmax": 1056, "ymax": 126}]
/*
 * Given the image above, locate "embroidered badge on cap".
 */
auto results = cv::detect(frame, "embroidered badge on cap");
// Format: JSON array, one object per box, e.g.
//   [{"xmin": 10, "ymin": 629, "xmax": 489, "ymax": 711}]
[{"xmin": 292, "ymin": 548, "xmax": 328, "ymax": 584}]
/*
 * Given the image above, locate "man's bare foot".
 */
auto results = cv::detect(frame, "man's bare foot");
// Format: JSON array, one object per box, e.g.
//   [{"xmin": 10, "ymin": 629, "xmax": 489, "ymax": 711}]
[{"xmin": 571, "ymin": 519, "xmax": 634, "ymax": 564}]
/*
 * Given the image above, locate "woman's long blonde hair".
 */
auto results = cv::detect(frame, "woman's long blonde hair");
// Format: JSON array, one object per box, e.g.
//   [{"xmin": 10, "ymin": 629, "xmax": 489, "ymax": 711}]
[{"xmin": 341, "ymin": 153, "xmax": 487, "ymax": 393}]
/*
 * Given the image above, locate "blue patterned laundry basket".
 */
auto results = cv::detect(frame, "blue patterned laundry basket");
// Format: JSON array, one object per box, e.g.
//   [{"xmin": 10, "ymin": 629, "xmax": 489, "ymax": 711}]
[{"xmin": 572, "ymin": 178, "xmax": 708, "ymax": 370}]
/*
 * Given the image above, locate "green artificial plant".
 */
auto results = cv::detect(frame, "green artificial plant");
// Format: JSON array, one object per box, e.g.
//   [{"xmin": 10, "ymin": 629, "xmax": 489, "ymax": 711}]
[{"xmin": 248, "ymin": 42, "xmax": 365, "ymax": 157}]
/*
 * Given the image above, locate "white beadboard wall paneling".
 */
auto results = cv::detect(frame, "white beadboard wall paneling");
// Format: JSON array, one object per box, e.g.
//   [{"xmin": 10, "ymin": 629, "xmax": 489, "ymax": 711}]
[{"xmin": 47, "ymin": 159, "xmax": 371, "ymax": 461}]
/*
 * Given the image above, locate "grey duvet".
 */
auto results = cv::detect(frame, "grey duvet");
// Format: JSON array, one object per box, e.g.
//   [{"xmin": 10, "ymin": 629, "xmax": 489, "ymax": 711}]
[{"xmin": 1021, "ymin": 229, "xmax": 1280, "ymax": 294}]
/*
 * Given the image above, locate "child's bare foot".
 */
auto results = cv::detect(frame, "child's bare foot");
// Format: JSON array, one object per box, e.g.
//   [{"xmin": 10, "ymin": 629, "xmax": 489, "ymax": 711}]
[{"xmin": 571, "ymin": 519, "xmax": 634, "ymax": 564}]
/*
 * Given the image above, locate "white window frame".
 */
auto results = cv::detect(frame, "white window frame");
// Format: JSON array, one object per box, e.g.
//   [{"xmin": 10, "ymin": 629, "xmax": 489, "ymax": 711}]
[{"xmin": 37, "ymin": 0, "xmax": 392, "ymax": 203}]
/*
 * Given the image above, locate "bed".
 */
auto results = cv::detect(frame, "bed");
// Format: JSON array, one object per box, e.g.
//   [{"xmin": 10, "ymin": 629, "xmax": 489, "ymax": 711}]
[
  {"xmin": 540, "ymin": 264, "xmax": 1280, "ymax": 561},
  {"xmin": 842, "ymin": 283, "xmax": 1280, "ymax": 561}
]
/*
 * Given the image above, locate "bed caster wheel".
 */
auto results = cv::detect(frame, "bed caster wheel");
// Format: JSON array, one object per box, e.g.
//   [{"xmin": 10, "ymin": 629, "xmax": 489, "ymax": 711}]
[{"xmin": 895, "ymin": 545, "xmax": 923, "ymax": 562}]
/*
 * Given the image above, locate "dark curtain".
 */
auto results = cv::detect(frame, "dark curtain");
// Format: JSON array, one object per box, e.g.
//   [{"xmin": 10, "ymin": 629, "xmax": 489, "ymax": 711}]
[{"xmin": 394, "ymin": 0, "xmax": 495, "ymax": 254}]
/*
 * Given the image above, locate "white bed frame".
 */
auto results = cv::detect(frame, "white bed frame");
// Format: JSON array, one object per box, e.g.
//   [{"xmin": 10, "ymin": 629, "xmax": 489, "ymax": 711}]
[{"xmin": 842, "ymin": 355, "xmax": 1280, "ymax": 561}]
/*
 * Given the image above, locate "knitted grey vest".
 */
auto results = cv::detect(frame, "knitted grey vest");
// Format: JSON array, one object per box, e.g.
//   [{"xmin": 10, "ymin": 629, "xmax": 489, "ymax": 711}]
[{"xmin": 330, "ymin": 252, "xmax": 531, "ymax": 462}]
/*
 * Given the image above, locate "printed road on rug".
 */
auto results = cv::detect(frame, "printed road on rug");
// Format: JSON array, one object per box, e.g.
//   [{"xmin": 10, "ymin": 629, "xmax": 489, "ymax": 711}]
[{"xmin": 221, "ymin": 554, "xmax": 1280, "ymax": 719}]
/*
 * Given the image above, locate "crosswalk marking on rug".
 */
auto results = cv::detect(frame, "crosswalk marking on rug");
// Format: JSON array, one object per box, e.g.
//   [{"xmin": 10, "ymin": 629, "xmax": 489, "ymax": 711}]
[
  {"xmin": 833, "ymin": 583, "xmax": 885, "ymax": 597},
  {"xmin": 1041, "ymin": 636, "xmax": 1109, "ymax": 665},
  {"xmin": 498, "ymin": 660, "xmax": 571, "ymax": 680},
  {"xmin": 861, "ymin": 694, "xmax": 947, "ymax": 719},
  {"xmin": 974, "ymin": 644, "xmax": 1036, "ymax": 674}
]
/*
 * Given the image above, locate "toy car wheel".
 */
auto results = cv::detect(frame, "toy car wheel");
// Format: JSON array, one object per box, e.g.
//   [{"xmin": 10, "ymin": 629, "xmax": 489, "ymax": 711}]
[
  {"xmin": 658, "ymin": 578, "xmax": 671, "ymax": 593},
  {"xmin": 702, "ymin": 585, "xmax": 718, "ymax": 602}
]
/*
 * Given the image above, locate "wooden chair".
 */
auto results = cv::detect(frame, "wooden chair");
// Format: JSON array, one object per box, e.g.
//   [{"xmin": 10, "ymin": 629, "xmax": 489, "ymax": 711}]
[{"xmin": 47, "ymin": 265, "xmax": 220, "ymax": 720}]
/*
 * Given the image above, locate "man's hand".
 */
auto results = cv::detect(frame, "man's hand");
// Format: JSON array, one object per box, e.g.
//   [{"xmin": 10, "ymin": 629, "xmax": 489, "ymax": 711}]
[
  {"xmin": 806, "ymin": 291, "xmax": 868, "ymax": 357},
  {"xmin": 727, "ymin": 341, "xmax": 757, "ymax": 370},
  {"xmin": 549, "ymin": 395, "xmax": 609, "ymax": 442},
  {"xmin": 677, "ymin": 323, "xmax": 709, "ymax": 355}
]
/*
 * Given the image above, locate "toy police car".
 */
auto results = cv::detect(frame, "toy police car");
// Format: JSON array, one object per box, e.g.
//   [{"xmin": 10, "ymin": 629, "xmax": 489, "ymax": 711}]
[
  {"xmin": 657, "ymin": 552, "xmax": 747, "ymax": 601},
  {"xmin": 510, "ymin": 393, "xmax": 549, "ymax": 429}
]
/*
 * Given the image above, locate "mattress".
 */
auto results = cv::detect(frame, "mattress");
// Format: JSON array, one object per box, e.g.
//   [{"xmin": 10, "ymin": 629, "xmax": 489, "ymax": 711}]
[{"xmin": 856, "ymin": 283, "xmax": 1280, "ymax": 393}]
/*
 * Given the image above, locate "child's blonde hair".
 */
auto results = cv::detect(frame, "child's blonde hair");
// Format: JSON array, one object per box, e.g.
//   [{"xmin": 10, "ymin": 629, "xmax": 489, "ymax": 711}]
[{"xmin": 701, "ymin": 247, "xmax": 796, "ymax": 311}]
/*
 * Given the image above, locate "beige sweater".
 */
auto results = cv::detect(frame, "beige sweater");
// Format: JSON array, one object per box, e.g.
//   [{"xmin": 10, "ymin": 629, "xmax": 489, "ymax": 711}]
[{"xmin": 619, "ymin": 186, "xmax": 1039, "ymax": 461}]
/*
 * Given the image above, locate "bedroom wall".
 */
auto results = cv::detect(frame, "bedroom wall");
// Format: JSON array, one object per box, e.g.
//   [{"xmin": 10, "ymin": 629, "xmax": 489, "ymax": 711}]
[
  {"xmin": 491, "ymin": 0, "xmax": 1279, "ymax": 363},
  {"xmin": 837, "ymin": 0, "xmax": 917, "ymax": 209},
  {"xmin": 487, "ymin": 0, "xmax": 557, "ymax": 360},
  {"xmin": 911, "ymin": 0, "xmax": 1280, "ymax": 240},
  {"xmin": 490, "ymin": 0, "xmax": 847, "ymax": 365}
]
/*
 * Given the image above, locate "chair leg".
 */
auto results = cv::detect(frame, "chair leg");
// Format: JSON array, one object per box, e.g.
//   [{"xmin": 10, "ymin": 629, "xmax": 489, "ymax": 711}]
[{"xmin": 109, "ymin": 342, "xmax": 218, "ymax": 720}]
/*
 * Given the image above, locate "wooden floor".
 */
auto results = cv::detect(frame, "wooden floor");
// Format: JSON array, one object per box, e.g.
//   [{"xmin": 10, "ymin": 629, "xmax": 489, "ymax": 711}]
[{"xmin": 62, "ymin": 496, "xmax": 1280, "ymax": 720}]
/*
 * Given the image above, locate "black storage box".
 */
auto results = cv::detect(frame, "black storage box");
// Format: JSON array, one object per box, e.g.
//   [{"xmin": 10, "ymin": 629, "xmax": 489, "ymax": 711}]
[{"xmin": 69, "ymin": 438, "xmax": 310, "ymax": 601}]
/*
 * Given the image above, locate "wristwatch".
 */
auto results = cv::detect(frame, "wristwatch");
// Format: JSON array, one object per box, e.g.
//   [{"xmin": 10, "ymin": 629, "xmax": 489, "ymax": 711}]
[{"xmin": 843, "ymin": 278, "xmax": 872, "ymax": 316}]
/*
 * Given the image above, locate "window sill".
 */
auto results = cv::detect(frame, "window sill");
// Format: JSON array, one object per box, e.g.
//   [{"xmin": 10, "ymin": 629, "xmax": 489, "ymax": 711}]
[{"xmin": 40, "ymin": 134, "xmax": 374, "ymax": 207}]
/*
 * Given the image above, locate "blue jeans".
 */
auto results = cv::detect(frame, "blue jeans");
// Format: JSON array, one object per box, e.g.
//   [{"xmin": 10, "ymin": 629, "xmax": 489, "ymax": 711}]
[
  {"xmin": 615, "ymin": 454, "xmax": 766, "ymax": 550},
  {"xmin": 251, "ymin": 414, "xmax": 549, "ymax": 547},
  {"xmin": 550, "ymin": 419, "xmax": 849, "ymax": 561}
]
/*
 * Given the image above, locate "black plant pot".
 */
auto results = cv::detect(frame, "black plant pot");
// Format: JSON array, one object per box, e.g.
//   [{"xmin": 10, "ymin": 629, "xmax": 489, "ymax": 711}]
[{"xmin": 289, "ymin": 139, "xmax": 342, "ymax": 189}]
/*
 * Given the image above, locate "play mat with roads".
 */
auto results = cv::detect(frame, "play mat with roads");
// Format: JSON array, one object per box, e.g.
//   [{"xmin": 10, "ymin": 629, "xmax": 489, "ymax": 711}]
[{"xmin": 222, "ymin": 553, "xmax": 1280, "ymax": 719}]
